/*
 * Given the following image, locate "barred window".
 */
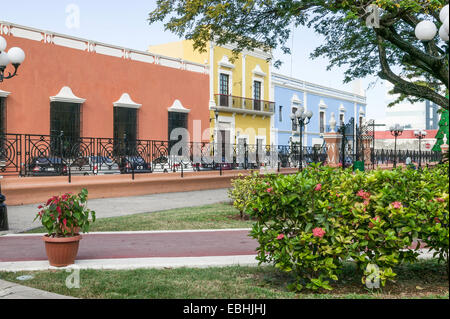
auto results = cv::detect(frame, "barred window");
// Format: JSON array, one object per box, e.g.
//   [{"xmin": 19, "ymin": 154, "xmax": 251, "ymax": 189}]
[
  {"xmin": 114, "ymin": 107, "xmax": 138, "ymax": 154},
  {"xmin": 50, "ymin": 102, "xmax": 81, "ymax": 155}
]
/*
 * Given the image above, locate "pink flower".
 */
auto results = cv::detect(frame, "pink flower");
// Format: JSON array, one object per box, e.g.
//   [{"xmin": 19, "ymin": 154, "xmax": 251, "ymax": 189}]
[
  {"xmin": 38, "ymin": 205, "xmax": 43, "ymax": 209},
  {"xmin": 363, "ymin": 199, "xmax": 370, "ymax": 206},
  {"xmin": 392, "ymin": 201, "xmax": 403, "ymax": 209},
  {"xmin": 357, "ymin": 190, "xmax": 370, "ymax": 200},
  {"xmin": 277, "ymin": 234, "xmax": 285, "ymax": 240},
  {"xmin": 315, "ymin": 184, "xmax": 322, "ymax": 191},
  {"xmin": 63, "ymin": 219, "xmax": 67, "ymax": 227},
  {"xmin": 312, "ymin": 227, "xmax": 326, "ymax": 238},
  {"xmin": 266, "ymin": 188, "xmax": 273, "ymax": 193},
  {"xmin": 56, "ymin": 206, "xmax": 62, "ymax": 216},
  {"xmin": 436, "ymin": 198, "xmax": 445, "ymax": 203}
]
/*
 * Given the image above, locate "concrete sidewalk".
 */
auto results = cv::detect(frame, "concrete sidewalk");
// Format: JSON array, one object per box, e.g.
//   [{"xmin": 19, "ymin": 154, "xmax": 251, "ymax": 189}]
[
  {"xmin": 0, "ymin": 279, "xmax": 76, "ymax": 299},
  {"xmin": 2, "ymin": 188, "xmax": 230, "ymax": 234}
]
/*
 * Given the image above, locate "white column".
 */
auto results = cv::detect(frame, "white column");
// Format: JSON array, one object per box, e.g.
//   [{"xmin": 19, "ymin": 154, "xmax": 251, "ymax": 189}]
[
  {"xmin": 209, "ymin": 42, "xmax": 216, "ymax": 108},
  {"xmin": 242, "ymin": 53, "xmax": 246, "ymax": 98}
]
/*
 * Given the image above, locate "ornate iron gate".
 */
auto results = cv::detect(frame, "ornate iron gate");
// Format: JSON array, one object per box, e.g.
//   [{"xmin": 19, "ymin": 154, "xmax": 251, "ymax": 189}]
[{"xmin": 338, "ymin": 118, "xmax": 375, "ymax": 169}]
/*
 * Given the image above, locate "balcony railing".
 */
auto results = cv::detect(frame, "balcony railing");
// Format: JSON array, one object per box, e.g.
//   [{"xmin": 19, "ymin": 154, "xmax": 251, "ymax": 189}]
[{"xmin": 214, "ymin": 94, "xmax": 275, "ymax": 113}]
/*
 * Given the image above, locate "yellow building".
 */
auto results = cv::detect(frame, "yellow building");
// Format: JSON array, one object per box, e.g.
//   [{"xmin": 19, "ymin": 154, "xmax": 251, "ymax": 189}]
[{"xmin": 149, "ymin": 40, "xmax": 274, "ymax": 149}]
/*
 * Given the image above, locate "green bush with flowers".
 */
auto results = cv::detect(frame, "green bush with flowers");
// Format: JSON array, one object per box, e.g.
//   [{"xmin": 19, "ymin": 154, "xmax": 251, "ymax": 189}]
[
  {"xmin": 34, "ymin": 188, "xmax": 96, "ymax": 237},
  {"xmin": 233, "ymin": 164, "xmax": 449, "ymax": 291},
  {"xmin": 228, "ymin": 173, "xmax": 263, "ymax": 219}
]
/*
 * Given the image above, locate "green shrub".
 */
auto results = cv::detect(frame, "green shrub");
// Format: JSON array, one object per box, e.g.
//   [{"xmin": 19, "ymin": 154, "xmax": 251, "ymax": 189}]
[
  {"xmin": 235, "ymin": 164, "xmax": 449, "ymax": 291},
  {"xmin": 228, "ymin": 172, "xmax": 262, "ymax": 219}
]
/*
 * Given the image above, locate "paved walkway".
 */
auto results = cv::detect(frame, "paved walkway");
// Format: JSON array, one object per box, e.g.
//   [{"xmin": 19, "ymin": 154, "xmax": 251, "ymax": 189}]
[
  {"xmin": 2, "ymin": 188, "xmax": 230, "ymax": 234},
  {"xmin": 0, "ymin": 229, "xmax": 257, "ymax": 268},
  {"xmin": 0, "ymin": 279, "xmax": 76, "ymax": 299}
]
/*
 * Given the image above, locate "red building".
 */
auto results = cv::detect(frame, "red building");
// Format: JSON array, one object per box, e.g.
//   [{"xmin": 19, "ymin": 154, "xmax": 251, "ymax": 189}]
[
  {"xmin": 374, "ymin": 129, "xmax": 438, "ymax": 151},
  {"xmin": 0, "ymin": 21, "xmax": 210, "ymax": 142}
]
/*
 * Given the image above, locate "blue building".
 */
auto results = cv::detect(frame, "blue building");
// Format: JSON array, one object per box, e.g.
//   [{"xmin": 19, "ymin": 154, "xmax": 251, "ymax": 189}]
[{"xmin": 271, "ymin": 73, "xmax": 367, "ymax": 147}]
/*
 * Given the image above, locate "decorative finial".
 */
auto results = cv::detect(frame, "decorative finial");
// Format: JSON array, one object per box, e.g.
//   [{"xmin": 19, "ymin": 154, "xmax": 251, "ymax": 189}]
[{"xmin": 329, "ymin": 112, "xmax": 336, "ymax": 133}]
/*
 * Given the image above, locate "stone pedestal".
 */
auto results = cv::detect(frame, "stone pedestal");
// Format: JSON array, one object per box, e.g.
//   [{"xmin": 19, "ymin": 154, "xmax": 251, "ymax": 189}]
[
  {"xmin": 323, "ymin": 133, "xmax": 343, "ymax": 166},
  {"xmin": 362, "ymin": 136, "xmax": 372, "ymax": 165}
]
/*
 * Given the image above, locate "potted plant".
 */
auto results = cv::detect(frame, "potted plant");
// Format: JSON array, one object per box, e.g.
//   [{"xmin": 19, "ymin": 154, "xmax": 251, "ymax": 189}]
[{"xmin": 34, "ymin": 188, "xmax": 96, "ymax": 267}]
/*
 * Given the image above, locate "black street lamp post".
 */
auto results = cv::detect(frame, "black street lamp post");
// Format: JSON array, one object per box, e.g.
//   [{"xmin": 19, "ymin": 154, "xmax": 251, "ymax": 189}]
[
  {"xmin": 0, "ymin": 36, "xmax": 25, "ymax": 231},
  {"xmin": 389, "ymin": 124, "xmax": 404, "ymax": 168},
  {"xmin": 414, "ymin": 130, "xmax": 427, "ymax": 169},
  {"xmin": 290, "ymin": 107, "xmax": 313, "ymax": 172}
]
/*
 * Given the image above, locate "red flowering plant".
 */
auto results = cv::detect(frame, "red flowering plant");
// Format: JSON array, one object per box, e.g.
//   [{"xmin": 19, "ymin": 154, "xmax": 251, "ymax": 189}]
[
  {"xmin": 34, "ymin": 188, "xmax": 96, "ymax": 237},
  {"xmin": 237, "ymin": 163, "xmax": 449, "ymax": 292}
]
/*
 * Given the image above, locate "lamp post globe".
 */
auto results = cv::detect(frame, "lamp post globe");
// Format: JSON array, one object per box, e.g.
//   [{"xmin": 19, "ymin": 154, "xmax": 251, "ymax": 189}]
[
  {"xmin": 440, "ymin": 4, "xmax": 449, "ymax": 23},
  {"xmin": 415, "ymin": 20, "xmax": 437, "ymax": 41},
  {"xmin": 443, "ymin": 16, "xmax": 449, "ymax": 34},
  {"xmin": 0, "ymin": 51, "xmax": 10, "ymax": 67},
  {"xmin": 7, "ymin": 47, "xmax": 26, "ymax": 65},
  {"xmin": 439, "ymin": 25, "xmax": 449, "ymax": 42},
  {"xmin": 0, "ymin": 36, "xmax": 7, "ymax": 52},
  {"xmin": 0, "ymin": 36, "xmax": 26, "ymax": 82}
]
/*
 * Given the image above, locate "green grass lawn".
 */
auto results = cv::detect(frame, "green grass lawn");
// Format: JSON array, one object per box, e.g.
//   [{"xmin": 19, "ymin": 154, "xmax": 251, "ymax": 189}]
[
  {"xmin": 0, "ymin": 260, "xmax": 448, "ymax": 299},
  {"xmin": 26, "ymin": 203, "xmax": 254, "ymax": 233}
]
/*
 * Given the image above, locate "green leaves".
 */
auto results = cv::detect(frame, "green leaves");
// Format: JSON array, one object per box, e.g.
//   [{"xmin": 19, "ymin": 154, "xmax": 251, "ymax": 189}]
[
  {"xmin": 231, "ymin": 164, "xmax": 449, "ymax": 292},
  {"xmin": 34, "ymin": 189, "xmax": 96, "ymax": 237}
]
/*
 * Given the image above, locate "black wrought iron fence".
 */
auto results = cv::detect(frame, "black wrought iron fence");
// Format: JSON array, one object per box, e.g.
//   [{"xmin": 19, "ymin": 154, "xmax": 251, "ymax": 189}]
[
  {"xmin": 372, "ymin": 149, "xmax": 442, "ymax": 166},
  {"xmin": 3, "ymin": 133, "xmax": 443, "ymax": 180},
  {"xmin": 0, "ymin": 133, "xmax": 21, "ymax": 175}
]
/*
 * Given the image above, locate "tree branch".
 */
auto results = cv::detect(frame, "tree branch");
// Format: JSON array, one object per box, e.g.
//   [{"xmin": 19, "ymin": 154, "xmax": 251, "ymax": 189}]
[{"xmin": 376, "ymin": 35, "xmax": 448, "ymax": 110}]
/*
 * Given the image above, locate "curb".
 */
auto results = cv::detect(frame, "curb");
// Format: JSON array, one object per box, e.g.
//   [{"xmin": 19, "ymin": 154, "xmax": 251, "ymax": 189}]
[{"xmin": 0, "ymin": 255, "xmax": 260, "ymax": 272}]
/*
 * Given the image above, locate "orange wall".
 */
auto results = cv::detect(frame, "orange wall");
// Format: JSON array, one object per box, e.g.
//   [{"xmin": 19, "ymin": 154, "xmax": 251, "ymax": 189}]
[{"xmin": 0, "ymin": 34, "xmax": 209, "ymax": 141}]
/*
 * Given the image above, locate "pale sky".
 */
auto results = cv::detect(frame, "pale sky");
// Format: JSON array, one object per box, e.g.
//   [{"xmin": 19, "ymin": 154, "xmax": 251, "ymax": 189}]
[{"xmin": 1, "ymin": 0, "xmax": 387, "ymax": 123}]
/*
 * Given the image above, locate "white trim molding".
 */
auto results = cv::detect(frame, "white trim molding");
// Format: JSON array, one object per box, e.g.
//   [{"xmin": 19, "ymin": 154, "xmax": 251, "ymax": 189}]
[
  {"xmin": 50, "ymin": 86, "xmax": 86, "ymax": 104},
  {"xmin": 272, "ymin": 72, "xmax": 367, "ymax": 105},
  {"xmin": 252, "ymin": 64, "xmax": 267, "ymax": 77},
  {"xmin": 0, "ymin": 20, "xmax": 209, "ymax": 75},
  {"xmin": 359, "ymin": 106, "xmax": 366, "ymax": 116},
  {"xmin": 168, "ymin": 99, "xmax": 190, "ymax": 113},
  {"xmin": 318, "ymin": 99, "xmax": 328, "ymax": 110},
  {"xmin": 218, "ymin": 55, "xmax": 235, "ymax": 69},
  {"xmin": 218, "ymin": 68, "xmax": 233, "ymax": 96},
  {"xmin": 291, "ymin": 94, "xmax": 302, "ymax": 105},
  {"xmin": 0, "ymin": 90, "xmax": 11, "ymax": 98},
  {"xmin": 113, "ymin": 93, "xmax": 142, "ymax": 109}
]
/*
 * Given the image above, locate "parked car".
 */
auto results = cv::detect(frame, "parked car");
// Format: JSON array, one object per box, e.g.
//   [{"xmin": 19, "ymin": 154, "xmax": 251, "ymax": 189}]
[
  {"xmin": 119, "ymin": 156, "xmax": 152, "ymax": 174},
  {"xmin": 28, "ymin": 157, "xmax": 67, "ymax": 176},
  {"xmin": 90, "ymin": 156, "xmax": 121, "ymax": 175},
  {"xmin": 67, "ymin": 157, "xmax": 92, "ymax": 176}
]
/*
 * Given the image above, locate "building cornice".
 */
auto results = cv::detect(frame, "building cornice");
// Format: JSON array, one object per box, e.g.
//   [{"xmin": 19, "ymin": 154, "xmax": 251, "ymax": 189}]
[
  {"xmin": 0, "ymin": 20, "xmax": 209, "ymax": 75},
  {"xmin": 272, "ymin": 72, "xmax": 367, "ymax": 105}
]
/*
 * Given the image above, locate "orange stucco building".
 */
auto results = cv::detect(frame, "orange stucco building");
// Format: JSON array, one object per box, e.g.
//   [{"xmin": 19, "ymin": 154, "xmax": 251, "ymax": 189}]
[{"xmin": 0, "ymin": 21, "xmax": 210, "ymax": 141}]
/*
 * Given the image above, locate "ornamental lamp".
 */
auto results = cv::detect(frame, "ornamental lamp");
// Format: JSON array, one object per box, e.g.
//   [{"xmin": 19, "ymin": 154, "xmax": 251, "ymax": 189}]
[
  {"xmin": 0, "ymin": 36, "xmax": 26, "ymax": 82},
  {"xmin": 415, "ymin": 20, "xmax": 437, "ymax": 41},
  {"xmin": 440, "ymin": 4, "xmax": 449, "ymax": 23}
]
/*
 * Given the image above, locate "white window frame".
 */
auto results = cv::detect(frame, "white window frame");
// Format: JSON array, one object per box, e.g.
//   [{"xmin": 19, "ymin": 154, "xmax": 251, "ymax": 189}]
[{"xmin": 218, "ymin": 69, "xmax": 233, "ymax": 96}]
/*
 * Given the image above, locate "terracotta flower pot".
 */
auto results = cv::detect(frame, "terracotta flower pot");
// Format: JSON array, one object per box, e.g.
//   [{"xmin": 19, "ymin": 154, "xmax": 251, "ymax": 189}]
[{"xmin": 43, "ymin": 235, "xmax": 82, "ymax": 267}]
